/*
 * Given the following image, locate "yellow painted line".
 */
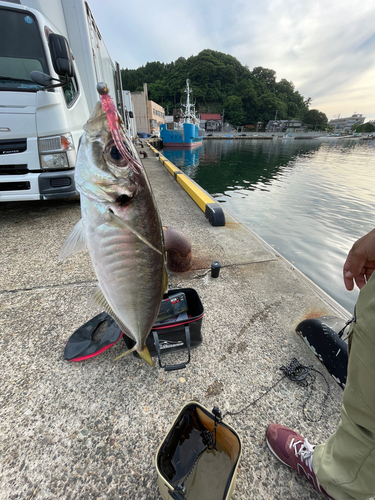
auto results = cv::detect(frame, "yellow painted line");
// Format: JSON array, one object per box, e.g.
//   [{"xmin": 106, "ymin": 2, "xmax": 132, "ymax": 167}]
[
  {"xmin": 176, "ymin": 173, "xmax": 213, "ymax": 212},
  {"xmin": 146, "ymin": 146, "xmax": 224, "ymax": 225},
  {"xmin": 163, "ymin": 160, "xmax": 180, "ymax": 176},
  {"xmin": 150, "ymin": 148, "xmax": 213, "ymax": 211}
]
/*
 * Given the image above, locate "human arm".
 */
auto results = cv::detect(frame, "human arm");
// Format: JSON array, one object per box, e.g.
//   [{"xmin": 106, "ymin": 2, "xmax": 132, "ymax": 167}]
[{"xmin": 343, "ymin": 228, "xmax": 375, "ymax": 290}]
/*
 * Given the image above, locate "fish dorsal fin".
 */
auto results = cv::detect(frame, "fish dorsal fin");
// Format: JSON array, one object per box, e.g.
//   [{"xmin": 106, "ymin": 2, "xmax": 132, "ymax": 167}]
[
  {"xmin": 59, "ymin": 219, "xmax": 87, "ymax": 261},
  {"xmin": 107, "ymin": 209, "xmax": 162, "ymax": 256},
  {"xmin": 88, "ymin": 286, "xmax": 136, "ymax": 342}
]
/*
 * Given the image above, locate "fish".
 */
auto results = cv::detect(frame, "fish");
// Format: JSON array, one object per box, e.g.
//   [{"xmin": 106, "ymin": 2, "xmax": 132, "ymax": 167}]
[{"xmin": 59, "ymin": 83, "xmax": 167, "ymax": 366}]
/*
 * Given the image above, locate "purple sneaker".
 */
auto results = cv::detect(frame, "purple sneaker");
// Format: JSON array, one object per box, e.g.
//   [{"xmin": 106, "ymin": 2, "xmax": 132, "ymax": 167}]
[{"xmin": 266, "ymin": 424, "xmax": 334, "ymax": 499}]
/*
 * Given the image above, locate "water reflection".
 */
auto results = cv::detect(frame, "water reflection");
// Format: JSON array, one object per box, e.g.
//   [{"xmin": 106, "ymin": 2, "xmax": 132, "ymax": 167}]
[
  {"xmin": 162, "ymin": 146, "xmax": 202, "ymax": 178},
  {"xmin": 177, "ymin": 139, "xmax": 322, "ymax": 195},
  {"xmin": 162, "ymin": 139, "xmax": 375, "ymax": 313}
]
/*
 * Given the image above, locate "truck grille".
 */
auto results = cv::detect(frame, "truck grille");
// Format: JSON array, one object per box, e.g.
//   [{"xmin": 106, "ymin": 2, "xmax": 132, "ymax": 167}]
[
  {"xmin": 0, "ymin": 181, "xmax": 30, "ymax": 191},
  {"xmin": 0, "ymin": 139, "xmax": 27, "ymax": 155},
  {"xmin": 0, "ymin": 164, "xmax": 28, "ymax": 175}
]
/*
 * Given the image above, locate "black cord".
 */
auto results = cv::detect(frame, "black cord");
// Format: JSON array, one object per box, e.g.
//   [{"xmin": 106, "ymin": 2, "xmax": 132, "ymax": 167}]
[
  {"xmin": 223, "ymin": 374, "xmax": 287, "ymax": 419},
  {"xmin": 301, "ymin": 367, "xmax": 330, "ymax": 423},
  {"xmin": 223, "ymin": 357, "xmax": 330, "ymax": 423}
]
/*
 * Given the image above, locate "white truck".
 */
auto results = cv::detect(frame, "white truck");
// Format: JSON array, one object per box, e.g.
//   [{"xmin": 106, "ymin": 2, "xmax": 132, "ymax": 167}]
[
  {"xmin": 0, "ymin": 0, "xmax": 125, "ymax": 201},
  {"xmin": 122, "ymin": 90, "xmax": 137, "ymax": 140}
]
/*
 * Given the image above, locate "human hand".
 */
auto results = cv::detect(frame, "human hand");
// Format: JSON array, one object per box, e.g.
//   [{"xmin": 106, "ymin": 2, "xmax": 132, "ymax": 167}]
[{"xmin": 343, "ymin": 228, "xmax": 375, "ymax": 290}]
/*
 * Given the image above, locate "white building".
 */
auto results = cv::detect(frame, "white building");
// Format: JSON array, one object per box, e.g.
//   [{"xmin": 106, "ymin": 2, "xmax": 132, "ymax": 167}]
[{"xmin": 328, "ymin": 114, "xmax": 365, "ymax": 132}]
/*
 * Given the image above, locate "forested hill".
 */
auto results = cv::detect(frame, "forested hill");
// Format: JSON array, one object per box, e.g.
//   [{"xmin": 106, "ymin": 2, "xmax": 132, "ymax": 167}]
[{"xmin": 121, "ymin": 49, "xmax": 328, "ymax": 128}]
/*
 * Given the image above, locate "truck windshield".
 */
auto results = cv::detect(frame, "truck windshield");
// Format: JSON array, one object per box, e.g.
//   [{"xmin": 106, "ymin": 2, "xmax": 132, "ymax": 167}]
[{"xmin": 0, "ymin": 7, "xmax": 49, "ymax": 91}]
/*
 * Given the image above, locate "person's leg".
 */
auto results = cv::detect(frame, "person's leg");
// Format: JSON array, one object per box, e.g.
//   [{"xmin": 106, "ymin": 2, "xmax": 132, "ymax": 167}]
[
  {"xmin": 267, "ymin": 273, "xmax": 375, "ymax": 499},
  {"xmin": 266, "ymin": 423, "xmax": 335, "ymax": 498},
  {"xmin": 313, "ymin": 272, "xmax": 375, "ymax": 500}
]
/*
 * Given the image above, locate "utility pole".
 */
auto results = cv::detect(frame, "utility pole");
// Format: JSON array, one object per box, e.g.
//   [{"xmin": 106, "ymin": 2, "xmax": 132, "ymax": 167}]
[{"xmin": 274, "ymin": 109, "xmax": 278, "ymax": 132}]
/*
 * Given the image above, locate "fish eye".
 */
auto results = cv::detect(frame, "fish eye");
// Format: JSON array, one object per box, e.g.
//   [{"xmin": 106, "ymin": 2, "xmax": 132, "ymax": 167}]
[
  {"xmin": 105, "ymin": 141, "xmax": 128, "ymax": 167},
  {"xmin": 110, "ymin": 145, "xmax": 122, "ymax": 160}
]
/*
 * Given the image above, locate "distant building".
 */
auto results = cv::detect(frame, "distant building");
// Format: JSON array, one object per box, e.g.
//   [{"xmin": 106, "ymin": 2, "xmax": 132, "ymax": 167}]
[
  {"xmin": 200, "ymin": 113, "xmax": 222, "ymax": 131},
  {"xmin": 265, "ymin": 119, "xmax": 304, "ymax": 133},
  {"xmin": 328, "ymin": 114, "xmax": 365, "ymax": 133},
  {"xmin": 148, "ymin": 101, "xmax": 165, "ymax": 135},
  {"xmin": 131, "ymin": 83, "xmax": 165, "ymax": 135}
]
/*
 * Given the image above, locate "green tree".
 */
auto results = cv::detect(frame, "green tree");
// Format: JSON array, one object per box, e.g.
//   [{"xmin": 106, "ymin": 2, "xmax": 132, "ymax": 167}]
[
  {"xmin": 355, "ymin": 122, "xmax": 375, "ymax": 133},
  {"xmin": 120, "ymin": 50, "xmax": 324, "ymax": 125},
  {"xmin": 251, "ymin": 67, "xmax": 277, "ymax": 91},
  {"xmin": 303, "ymin": 109, "xmax": 328, "ymax": 130},
  {"xmin": 287, "ymin": 102, "xmax": 300, "ymax": 118},
  {"xmin": 224, "ymin": 96, "xmax": 244, "ymax": 126}
]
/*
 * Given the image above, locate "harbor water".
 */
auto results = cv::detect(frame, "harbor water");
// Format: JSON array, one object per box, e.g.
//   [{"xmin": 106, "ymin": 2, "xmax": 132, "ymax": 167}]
[{"xmin": 162, "ymin": 138, "xmax": 375, "ymax": 314}]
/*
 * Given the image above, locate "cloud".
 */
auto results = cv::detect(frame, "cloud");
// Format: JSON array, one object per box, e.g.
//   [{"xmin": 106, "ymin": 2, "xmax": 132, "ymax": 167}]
[{"xmin": 88, "ymin": 0, "xmax": 375, "ymax": 120}]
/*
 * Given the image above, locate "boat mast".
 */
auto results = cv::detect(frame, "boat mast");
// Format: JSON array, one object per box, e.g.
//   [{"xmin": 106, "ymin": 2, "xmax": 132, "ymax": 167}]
[{"xmin": 184, "ymin": 79, "xmax": 191, "ymax": 123}]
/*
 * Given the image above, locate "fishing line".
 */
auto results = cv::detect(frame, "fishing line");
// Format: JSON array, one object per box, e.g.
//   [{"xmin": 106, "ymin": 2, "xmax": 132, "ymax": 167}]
[{"xmin": 222, "ymin": 357, "xmax": 331, "ymax": 424}]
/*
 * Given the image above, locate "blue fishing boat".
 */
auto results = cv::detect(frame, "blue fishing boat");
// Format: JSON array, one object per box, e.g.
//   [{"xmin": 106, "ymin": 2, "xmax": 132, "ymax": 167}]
[{"xmin": 160, "ymin": 80, "xmax": 204, "ymax": 148}]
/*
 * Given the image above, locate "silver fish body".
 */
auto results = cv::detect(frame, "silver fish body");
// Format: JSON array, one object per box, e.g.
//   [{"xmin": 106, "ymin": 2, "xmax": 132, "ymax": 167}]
[{"xmin": 60, "ymin": 102, "xmax": 166, "ymax": 365}]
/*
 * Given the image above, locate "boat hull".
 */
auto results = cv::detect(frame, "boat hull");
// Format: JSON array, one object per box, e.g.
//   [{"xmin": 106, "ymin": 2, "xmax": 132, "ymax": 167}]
[
  {"xmin": 161, "ymin": 122, "xmax": 203, "ymax": 148},
  {"xmin": 162, "ymin": 140, "xmax": 202, "ymax": 148}
]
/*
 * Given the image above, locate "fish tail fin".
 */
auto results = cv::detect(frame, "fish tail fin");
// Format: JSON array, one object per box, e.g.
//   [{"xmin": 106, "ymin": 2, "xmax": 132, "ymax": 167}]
[{"xmin": 138, "ymin": 346, "xmax": 154, "ymax": 366}]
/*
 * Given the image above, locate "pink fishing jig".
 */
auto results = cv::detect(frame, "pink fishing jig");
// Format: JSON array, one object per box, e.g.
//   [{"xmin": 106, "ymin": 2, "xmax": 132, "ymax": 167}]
[{"xmin": 97, "ymin": 82, "xmax": 142, "ymax": 174}]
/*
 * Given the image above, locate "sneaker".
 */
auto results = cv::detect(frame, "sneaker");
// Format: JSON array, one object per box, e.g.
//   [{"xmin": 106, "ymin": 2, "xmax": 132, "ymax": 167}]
[{"xmin": 266, "ymin": 424, "xmax": 334, "ymax": 499}]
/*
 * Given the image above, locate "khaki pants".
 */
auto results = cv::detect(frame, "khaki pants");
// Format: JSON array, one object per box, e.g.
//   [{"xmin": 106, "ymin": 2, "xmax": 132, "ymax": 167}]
[{"xmin": 313, "ymin": 272, "xmax": 375, "ymax": 500}]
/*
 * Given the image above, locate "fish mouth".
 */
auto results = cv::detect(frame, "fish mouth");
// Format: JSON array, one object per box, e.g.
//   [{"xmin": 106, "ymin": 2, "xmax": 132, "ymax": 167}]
[{"xmin": 104, "ymin": 140, "xmax": 130, "ymax": 168}]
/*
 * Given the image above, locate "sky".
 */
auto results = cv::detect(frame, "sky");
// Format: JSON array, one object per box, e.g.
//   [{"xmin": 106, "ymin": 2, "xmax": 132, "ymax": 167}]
[{"xmin": 88, "ymin": 0, "xmax": 375, "ymax": 121}]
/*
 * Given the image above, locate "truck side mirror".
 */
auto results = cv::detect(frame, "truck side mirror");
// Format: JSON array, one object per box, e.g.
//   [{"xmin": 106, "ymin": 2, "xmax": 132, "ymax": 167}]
[
  {"xmin": 48, "ymin": 33, "xmax": 74, "ymax": 77},
  {"xmin": 128, "ymin": 111, "xmax": 134, "ymax": 118},
  {"xmin": 30, "ymin": 71, "xmax": 54, "ymax": 86}
]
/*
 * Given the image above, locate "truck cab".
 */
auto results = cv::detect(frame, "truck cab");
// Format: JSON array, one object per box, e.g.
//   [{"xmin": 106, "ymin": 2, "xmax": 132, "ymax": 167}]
[{"xmin": 0, "ymin": 0, "xmax": 123, "ymax": 201}]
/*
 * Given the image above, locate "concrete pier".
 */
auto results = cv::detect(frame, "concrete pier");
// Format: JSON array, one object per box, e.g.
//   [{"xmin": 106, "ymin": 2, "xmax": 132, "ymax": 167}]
[{"xmin": 0, "ymin": 146, "xmax": 352, "ymax": 499}]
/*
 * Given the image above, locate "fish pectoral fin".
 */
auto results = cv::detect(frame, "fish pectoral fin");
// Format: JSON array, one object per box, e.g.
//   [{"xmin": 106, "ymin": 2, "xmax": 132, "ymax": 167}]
[
  {"xmin": 107, "ymin": 208, "xmax": 162, "ymax": 256},
  {"xmin": 112, "ymin": 345, "xmax": 137, "ymax": 362},
  {"xmin": 87, "ymin": 285, "xmax": 108, "ymax": 310},
  {"xmin": 113, "ymin": 345, "xmax": 153, "ymax": 366},
  {"xmin": 59, "ymin": 219, "xmax": 87, "ymax": 261},
  {"xmin": 88, "ymin": 286, "xmax": 136, "ymax": 341}
]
